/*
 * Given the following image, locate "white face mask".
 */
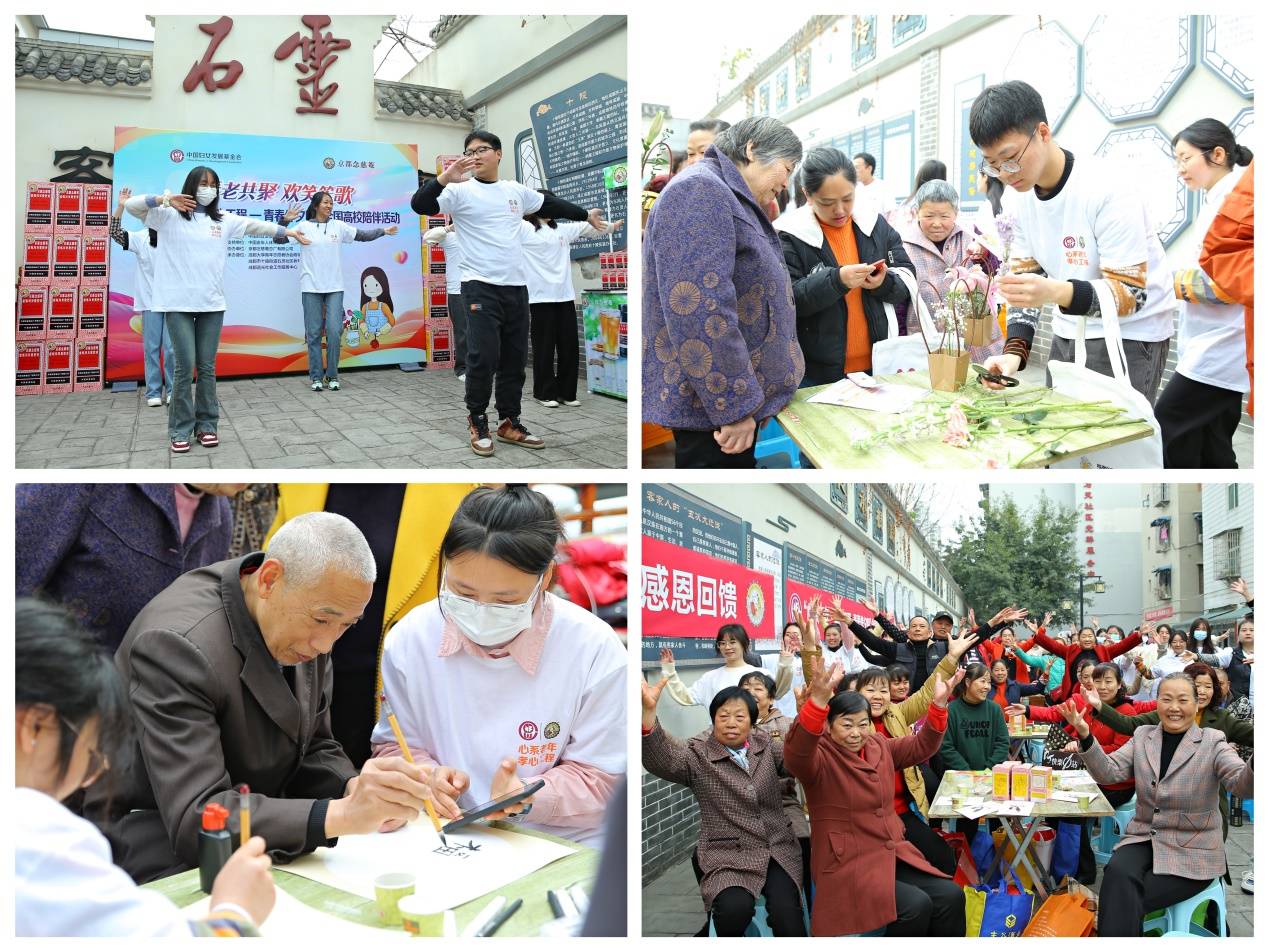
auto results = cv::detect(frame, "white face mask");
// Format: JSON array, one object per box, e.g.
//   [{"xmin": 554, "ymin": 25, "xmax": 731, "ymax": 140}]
[
  {"xmin": 439, "ymin": 571, "xmax": 543, "ymax": 647},
  {"xmin": 196, "ymin": 186, "xmax": 218, "ymax": 207}
]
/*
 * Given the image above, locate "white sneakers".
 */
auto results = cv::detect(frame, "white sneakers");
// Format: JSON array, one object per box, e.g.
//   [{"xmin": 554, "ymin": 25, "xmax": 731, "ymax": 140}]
[
  {"xmin": 146, "ymin": 396, "xmax": 162, "ymax": 407},
  {"xmin": 563, "ymin": 399, "xmax": 581, "ymax": 407},
  {"xmin": 311, "ymin": 381, "xmax": 323, "ymax": 392},
  {"xmin": 1241, "ymin": 869, "xmax": 1254, "ymax": 894},
  {"xmin": 539, "ymin": 399, "xmax": 560, "ymax": 408}
]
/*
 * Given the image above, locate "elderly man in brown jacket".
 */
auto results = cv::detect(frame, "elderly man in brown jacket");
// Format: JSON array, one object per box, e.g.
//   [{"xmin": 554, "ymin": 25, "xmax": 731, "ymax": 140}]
[
  {"xmin": 87, "ymin": 512, "xmax": 433, "ymax": 883},
  {"xmin": 1064, "ymin": 672, "xmax": 1254, "ymax": 936}
]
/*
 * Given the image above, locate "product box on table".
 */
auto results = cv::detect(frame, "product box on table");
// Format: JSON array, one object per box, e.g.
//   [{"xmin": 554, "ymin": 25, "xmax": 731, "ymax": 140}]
[
  {"xmin": 1030, "ymin": 765, "xmax": 1052, "ymax": 801},
  {"xmin": 1010, "ymin": 763, "xmax": 1032, "ymax": 800}
]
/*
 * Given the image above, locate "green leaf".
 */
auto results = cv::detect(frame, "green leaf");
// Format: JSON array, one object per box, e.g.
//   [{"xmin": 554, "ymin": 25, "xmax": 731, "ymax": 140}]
[{"xmin": 1015, "ymin": 410, "xmax": 1049, "ymax": 424}]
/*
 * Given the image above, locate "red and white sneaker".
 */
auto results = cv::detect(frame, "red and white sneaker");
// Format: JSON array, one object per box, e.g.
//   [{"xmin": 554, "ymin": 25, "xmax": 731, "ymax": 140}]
[
  {"xmin": 170, "ymin": 439, "xmax": 191, "ymax": 454},
  {"xmin": 197, "ymin": 432, "xmax": 219, "ymax": 448}
]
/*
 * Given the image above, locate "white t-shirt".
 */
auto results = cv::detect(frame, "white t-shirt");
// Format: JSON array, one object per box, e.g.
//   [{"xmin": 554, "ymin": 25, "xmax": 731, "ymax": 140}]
[
  {"xmin": 519, "ymin": 220, "xmax": 601, "ymax": 304},
  {"xmin": 1151, "ymin": 649, "xmax": 1195, "ymax": 681},
  {"xmin": 685, "ymin": 661, "xmax": 781, "ymax": 709},
  {"xmin": 1001, "ymin": 155, "xmax": 1174, "ymax": 342},
  {"xmin": 126, "ymin": 196, "xmax": 284, "ymax": 312},
  {"xmin": 424, "ymin": 226, "xmax": 465, "ymax": 296},
  {"xmin": 437, "ymin": 178, "xmax": 544, "ymax": 287},
  {"xmin": 125, "ymin": 228, "xmax": 156, "ymax": 313},
  {"xmin": 1176, "ymin": 165, "xmax": 1250, "ymax": 392},
  {"xmin": 15, "ymin": 787, "xmax": 189, "ymax": 937},
  {"xmin": 287, "ymin": 218, "xmax": 360, "ymax": 294},
  {"xmin": 372, "ymin": 594, "xmax": 625, "ymax": 847},
  {"xmin": 856, "ymin": 177, "xmax": 899, "ymax": 217}
]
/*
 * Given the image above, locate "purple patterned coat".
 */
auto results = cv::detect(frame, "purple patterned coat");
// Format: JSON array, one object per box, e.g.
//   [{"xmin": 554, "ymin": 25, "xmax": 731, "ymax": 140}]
[{"xmin": 643, "ymin": 146, "xmax": 803, "ymax": 430}]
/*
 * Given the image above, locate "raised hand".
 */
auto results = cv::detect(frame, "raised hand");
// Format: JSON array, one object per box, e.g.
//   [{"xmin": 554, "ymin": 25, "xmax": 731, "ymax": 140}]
[
  {"xmin": 946, "ymin": 628, "xmax": 978, "ymax": 661},
  {"xmin": 967, "ymin": 607, "xmax": 977, "ymax": 630},
  {"xmin": 989, "ymin": 605, "xmax": 1028, "ymax": 626},
  {"xmin": 807, "ymin": 654, "xmax": 844, "ymax": 707},
  {"xmin": 169, "ymin": 193, "xmax": 197, "ymax": 212},
  {"xmin": 932, "ymin": 669, "xmax": 962, "ymax": 708},
  {"xmin": 794, "ymin": 683, "xmax": 811, "ymax": 711},
  {"xmin": 385, "ymin": 224, "xmax": 400, "ymax": 236},
  {"xmin": 1138, "ymin": 619, "xmax": 1157, "ymax": 638},
  {"xmin": 1023, "ymin": 617, "xmax": 1039, "ymax": 634},
  {"xmin": 1231, "ymin": 577, "xmax": 1252, "ymax": 602},
  {"xmin": 642, "ymin": 675, "xmax": 668, "ymax": 711},
  {"xmin": 1004, "ymin": 703, "xmax": 1026, "ymax": 719},
  {"xmin": 1042, "ymin": 611, "xmax": 1054, "ymax": 628},
  {"xmin": 1091, "ymin": 615, "xmax": 1101, "ymax": 628},
  {"xmin": 282, "ymin": 203, "xmax": 304, "ymax": 223},
  {"xmin": 113, "ymin": 186, "xmax": 133, "ymax": 218},
  {"xmin": 659, "ymin": 647, "xmax": 675, "ymax": 666},
  {"xmin": 826, "ymin": 595, "xmax": 850, "ymax": 623},
  {"xmin": 1057, "ymin": 699, "xmax": 1089, "ymax": 736},
  {"xmin": 1080, "ymin": 685, "xmax": 1102, "ymax": 711},
  {"xmin": 783, "ymin": 629, "xmax": 803, "ymax": 656},
  {"xmin": 862, "ymin": 595, "xmax": 880, "ymax": 616}
]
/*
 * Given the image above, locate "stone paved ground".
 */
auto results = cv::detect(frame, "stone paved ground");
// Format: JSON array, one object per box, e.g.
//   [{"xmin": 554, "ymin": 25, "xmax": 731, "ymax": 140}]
[
  {"xmin": 16, "ymin": 365, "xmax": 627, "ymax": 470},
  {"xmin": 641, "ymin": 811, "xmax": 1254, "ymax": 936}
]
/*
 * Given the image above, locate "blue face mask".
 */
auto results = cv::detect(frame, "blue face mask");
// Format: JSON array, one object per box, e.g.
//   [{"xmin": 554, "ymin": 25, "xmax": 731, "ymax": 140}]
[{"xmin": 1195, "ymin": 629, "xmax": 1209, "ymax": 640}]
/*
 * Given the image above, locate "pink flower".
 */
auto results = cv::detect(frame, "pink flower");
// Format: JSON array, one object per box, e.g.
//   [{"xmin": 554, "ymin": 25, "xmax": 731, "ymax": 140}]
[
  {"xmin": 942, "ymin": 402, "xmax": 971, "ymax": 448},
  {"xmin": 985, "ymin": 458, "xmax": 1003, "ymax": 469},
  {"xmin": 945, "ymin": 264, "xmax": 990, "ymax": 295}
]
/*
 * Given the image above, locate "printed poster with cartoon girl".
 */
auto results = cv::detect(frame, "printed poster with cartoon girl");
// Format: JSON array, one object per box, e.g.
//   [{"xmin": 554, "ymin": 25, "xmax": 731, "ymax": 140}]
[{"xmin": 108, "ymin": 127, "xmax": 424, "ymax": 380}]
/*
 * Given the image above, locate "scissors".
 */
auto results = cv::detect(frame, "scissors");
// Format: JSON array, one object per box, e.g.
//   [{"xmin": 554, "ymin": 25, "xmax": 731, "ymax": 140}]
[{"xmin": 972, "ymin": 363, "xmax": 1020, "ymax": 388}]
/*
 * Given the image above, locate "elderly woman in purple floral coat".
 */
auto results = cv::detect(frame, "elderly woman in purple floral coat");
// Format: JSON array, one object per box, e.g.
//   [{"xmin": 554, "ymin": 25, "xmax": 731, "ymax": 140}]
[
  {"xmin": 643, "ymin": 117, "xmax": 805, "ymax": 468},
  {"xmin": 896, "ymin": 179, "xmax": 1004, "ymax": 363}
]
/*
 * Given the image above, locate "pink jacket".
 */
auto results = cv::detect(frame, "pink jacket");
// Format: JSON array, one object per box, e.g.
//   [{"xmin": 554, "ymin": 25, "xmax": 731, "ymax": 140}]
[{"xmin": 897, "ymin": 217, "xmax": 1004, "ymax": 363}]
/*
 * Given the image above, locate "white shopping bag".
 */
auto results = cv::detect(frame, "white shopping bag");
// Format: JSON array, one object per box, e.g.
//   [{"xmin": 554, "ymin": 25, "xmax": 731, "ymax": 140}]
[
  {"xmin": 872, "ymin": 267, "xmax": 938, "ymax": 377},
  {"xmin": 1047, "ymin": 284, "xmax": 1163, "ymax": 468}
]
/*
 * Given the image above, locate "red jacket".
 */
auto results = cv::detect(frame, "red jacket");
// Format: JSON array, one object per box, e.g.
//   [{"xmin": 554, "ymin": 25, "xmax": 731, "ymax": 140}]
[
  {"xmin": 1029, "ymin": 629, "xmax": 1142, "ymax": 700},
  {"xmin": 1027, "ymin": 696, "xmax": 1157, "ymax": 790},
  {"xmin": 786, "ymin": 700, "xmax": 949, "ymax": 936},
  {"xmin": 1199, "ymin": 159, "xmax": 1253, "ymax": 416}
]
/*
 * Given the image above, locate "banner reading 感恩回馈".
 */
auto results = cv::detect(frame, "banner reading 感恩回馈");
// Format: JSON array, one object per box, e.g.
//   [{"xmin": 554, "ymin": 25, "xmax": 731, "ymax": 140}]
[{"xmin": 109, "ymin": 127, "xmax": 423, "ymax": 380}]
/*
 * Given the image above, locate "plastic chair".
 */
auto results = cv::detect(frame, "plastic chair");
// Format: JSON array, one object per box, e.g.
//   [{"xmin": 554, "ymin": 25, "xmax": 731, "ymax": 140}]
[
  {"xmin": 1093, "ymin": 796, "xmax": 1137, "ymax": 865},
  {"xmin": 1243, "ymin": 798, "xmax": 1254, "ymax": 823},
  {"xmin": 1161, "ymin": 879, "xmax": 1227, "ymax": 937},
  {"xmin": 754, "ymin": 419, "xmax": 802, "ymax": 469}
]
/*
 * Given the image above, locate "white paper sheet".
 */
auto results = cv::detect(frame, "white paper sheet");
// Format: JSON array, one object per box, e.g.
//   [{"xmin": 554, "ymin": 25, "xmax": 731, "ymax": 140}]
[
  {"xmin": 806, "ymin": 378, "xmax": 927, "ymax": 414},
  {"xmin": 957, "ymin": 803, "xmax": 997, "ymax": 819},
  {"xmin": 187, "ymin": 883, "xmax": 410, "ymax": 938},
  {"xmin": 996, "ymin": 800, "xmax": 1036, "ymax": 816},
  {"xmin": 281, "ymin": 822, "xmax": 575, "ymax": 912}
]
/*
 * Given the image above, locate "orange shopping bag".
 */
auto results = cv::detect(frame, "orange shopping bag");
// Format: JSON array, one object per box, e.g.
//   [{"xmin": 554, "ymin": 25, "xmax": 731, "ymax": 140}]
[{"xmin": 1021, "ymin": 892, "xmax": 1094, "ymax": 937}]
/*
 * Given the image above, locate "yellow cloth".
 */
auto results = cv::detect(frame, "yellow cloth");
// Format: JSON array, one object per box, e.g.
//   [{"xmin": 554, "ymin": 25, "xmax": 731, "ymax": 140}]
[
  {"xmin": 818, "ymin": 217, "xmax": 871, "ymax": 373},
  {"xmin": 267, "ymin": 483, "xmax": 477, "ymax": 716}
]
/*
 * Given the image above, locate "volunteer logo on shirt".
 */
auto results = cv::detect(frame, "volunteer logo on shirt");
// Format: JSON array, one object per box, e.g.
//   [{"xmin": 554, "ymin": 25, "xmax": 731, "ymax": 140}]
[
  {"xmin": 1063, "ymin": 236, "xmax": 1076, "ymax": 249},
  {"xmin": 508, "ymin": 199, "xmax": 521, "ymax": 214},
  {"xmin": 209, "ymin": 224, "xmax": 223, "ymax": 238},
  {"xmin": 518, "ymin": 720, "xmax": 539, "ymax": 740},
  {"xmin": 544, "ymin": 721, "xmax": 560, "ymax": 740}
]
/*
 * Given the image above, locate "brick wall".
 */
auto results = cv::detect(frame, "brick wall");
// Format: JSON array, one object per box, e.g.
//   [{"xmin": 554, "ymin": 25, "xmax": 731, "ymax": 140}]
[
  {"xmin": 641, "ymin": 770, "xmax": 701, "ymax": 885},
  {"xmin": 917, "ymin": 49, "xmax": 940, "ymax": 162}
]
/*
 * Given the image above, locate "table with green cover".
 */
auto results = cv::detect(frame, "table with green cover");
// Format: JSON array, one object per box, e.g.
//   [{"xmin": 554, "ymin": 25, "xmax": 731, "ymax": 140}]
[
  {"xmin": 776, "ymin": 373, "xmax": 1154, "ymax": 469},
  {"xmin": 145, "ymin": 825, "xmax": 595, "ymax": 937}
]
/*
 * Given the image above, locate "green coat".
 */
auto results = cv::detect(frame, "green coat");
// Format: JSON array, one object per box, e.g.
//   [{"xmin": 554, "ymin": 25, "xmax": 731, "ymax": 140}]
[{"xmin": 940, "ymin": 696, "xmax": 1009, "ymax": 770}]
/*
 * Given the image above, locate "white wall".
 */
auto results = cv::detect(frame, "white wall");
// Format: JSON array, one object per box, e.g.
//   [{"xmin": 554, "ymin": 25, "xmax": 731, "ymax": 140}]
[
  {"xmin": 1201, "ymin": 484, "xmax": 1255, "ymax": 618},
  {"xmin": 15, "ymin": 15, "xmax": 469, "ymax": 257}
]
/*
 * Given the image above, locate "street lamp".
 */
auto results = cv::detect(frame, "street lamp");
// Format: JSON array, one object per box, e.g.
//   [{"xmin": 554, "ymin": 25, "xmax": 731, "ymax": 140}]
[{"xmin": 1075, "ymin": 574, "xmax": 1106, "ymax": 630}]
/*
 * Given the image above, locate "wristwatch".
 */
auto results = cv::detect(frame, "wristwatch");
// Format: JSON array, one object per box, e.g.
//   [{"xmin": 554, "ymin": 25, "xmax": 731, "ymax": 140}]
[{"xmin": 161, "ymin": 190, "xmax": 172, "ymax": 208}]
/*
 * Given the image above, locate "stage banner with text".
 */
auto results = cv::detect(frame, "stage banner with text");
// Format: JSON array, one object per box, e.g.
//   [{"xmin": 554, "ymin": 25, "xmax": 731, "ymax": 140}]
[
  {"xmin": 642, "ymin": 536, "xmax": 776, "ymax": 643},
  {"xmin": 783, "ymin": 578, "xmax": 873, "ymax": 631},
  {"xmin": 109, "ymin": 127, "xmax": 423, "ymax": 380}
]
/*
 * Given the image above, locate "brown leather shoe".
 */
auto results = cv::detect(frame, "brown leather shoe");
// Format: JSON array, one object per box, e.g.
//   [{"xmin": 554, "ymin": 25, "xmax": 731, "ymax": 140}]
[
  {"xmin": 496, "ymin": 417, "xmax": 545, "ymax": 449},
  {"xmin": 468, "ymin": 414, "xmax": 494, "ymax": 457}
]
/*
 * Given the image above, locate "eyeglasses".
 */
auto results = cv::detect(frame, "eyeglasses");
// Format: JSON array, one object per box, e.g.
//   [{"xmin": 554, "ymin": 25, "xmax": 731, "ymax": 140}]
[
  {"xmin": 462, "ymin": 145, "xmax": 496, "ymax": 158},
  {"xmin": 1175, "ymin": 149, "xmax": 1212, "ymax": 170},
  {"xmin": 58, "ymin": 715, "xmax": 110, "ymax": 787},
  {"xmin": 980, "ymin": 127, "xmax": 1039, "ymax": 178}
]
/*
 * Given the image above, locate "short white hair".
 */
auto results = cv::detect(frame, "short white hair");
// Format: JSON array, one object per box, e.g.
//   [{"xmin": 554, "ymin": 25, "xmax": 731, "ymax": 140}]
[{"xmin": 266, "ymin": 512, "xmax": 376, "ymax": 588}]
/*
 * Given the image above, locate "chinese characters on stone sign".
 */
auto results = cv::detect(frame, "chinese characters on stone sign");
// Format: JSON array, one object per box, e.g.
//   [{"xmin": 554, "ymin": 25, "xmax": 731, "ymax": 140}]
[
  {"xmin": 182, "ymin": 15, "xmax": 350, "ymax": 116},
  {"xmin": 51, "ymin": 147, "xmax": 114, "ymax": 184}
]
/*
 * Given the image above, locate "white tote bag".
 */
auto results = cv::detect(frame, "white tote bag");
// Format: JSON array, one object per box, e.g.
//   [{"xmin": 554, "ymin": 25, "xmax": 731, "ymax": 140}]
[
  {"xmin": 1047, "ymin": 283, "xmax": 1163, "ymax": 468},
  {"xmin": 872, "ymin": 267, "xmax": 938, "ymax": 376}
]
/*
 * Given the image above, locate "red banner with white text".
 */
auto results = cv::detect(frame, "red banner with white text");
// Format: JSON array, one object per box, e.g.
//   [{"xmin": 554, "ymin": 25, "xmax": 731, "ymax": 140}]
[{"xmin": 642, "ymin": 536, "xmax": 775, "ymax": 639}]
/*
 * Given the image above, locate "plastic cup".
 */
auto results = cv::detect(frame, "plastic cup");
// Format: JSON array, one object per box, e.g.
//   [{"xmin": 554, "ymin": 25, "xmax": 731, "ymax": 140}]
[
  {"xmin": 1077, "ymin": 792, "xmax": 1091, "ymax": 810},
  {"xmin": 398, "ymin": 894, "xmax": 445, "ymax": 936},
  {"xmin": 375, "ymin": 872, "xmax": 416, "ymax": 926}
]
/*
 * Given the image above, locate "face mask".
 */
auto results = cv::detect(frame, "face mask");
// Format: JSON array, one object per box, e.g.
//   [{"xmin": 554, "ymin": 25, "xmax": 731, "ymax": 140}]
[
  {"xmin": 439, "ymin": 571, "xmax": 542, "ymax": 647},
  {"xmin": 1195, "ymin": 629, "xmax": 1208, "ymax": 640},
  {"xmin": 196, "ymin": 186, "xmax": 218, "ymax": 206}
]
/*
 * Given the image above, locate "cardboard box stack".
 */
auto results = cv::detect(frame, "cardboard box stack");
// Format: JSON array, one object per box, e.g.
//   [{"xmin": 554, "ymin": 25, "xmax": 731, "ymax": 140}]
[
  {"xmin": 422, "ymin": 210, "xmax": 453, "ymax": 369},
  {"xmin": 598, "ymin": 250, "xmax": 627, "ymax": 291},
  {"xmin": 18, "ymin": 180, "xmax": 110, "ymax": 394}
]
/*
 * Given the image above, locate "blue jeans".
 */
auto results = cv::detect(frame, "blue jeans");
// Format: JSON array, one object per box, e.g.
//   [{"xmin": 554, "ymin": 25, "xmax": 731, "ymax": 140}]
[
  {"xmin": 302, "ymin": 291, "xmax": 344, "ymax": 381},
  {"xmin": 165, "ymin": 310, "xmax": 224, "ymax": 441},
  {"xmin": 141, "ymin": 310, "xmax": 174, "ymax": 399}
]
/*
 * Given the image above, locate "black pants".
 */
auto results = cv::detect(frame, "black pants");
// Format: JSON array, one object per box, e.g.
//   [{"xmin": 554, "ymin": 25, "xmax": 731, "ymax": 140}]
[
  {"xmin": 888, "ymin": 860, "xmax": 967, "ymax": 937},
  {"xmin": 529, "ymin": 300, "xmax": 579, "ymax": 402},
  {"xmin": 901, "ymin": 810, "xmax": 956, "ymax": 876},
  {"xmin": 1061, "ymin": 784, "xmax": 1136, "ymax": 884},
  {"xmin": 447, "ymin": 292, "xmax": 467, "ymax": 376},
  {"xmin": 1097, "ymin": 840, "xmax": 1208, "ymax": 937},
  {"xmin": 799, "ymin": 836, "xmax": 814, "ymax": 912},
  {"xmin": 1154, "ymin": 371, "xmax": 1243, "ymax": 468},
  {"xmin": 711, "ymin": 858, "xmax": 806, "ymax": 937},
  {"xmin": 461, "ymin": 280, "xmax": 529, "ymax": 421},
  {"xmin": 672, "ymin": 428, "xmax": 756, "ymax": 469}
]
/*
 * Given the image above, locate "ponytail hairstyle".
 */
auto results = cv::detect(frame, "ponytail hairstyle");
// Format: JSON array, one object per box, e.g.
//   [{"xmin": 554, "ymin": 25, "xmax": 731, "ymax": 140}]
[
  {"xmin": 799, "ymin": 146, "xmax": 856, "ymax": 200},
  {"xmin": 524, "ymin": 190, "xmax": 560, "ymax": 231},
  {"xmin": 1172, "ymin": 118, "xmax": 1253, "ymax": 170},
  {"xmin": 305, "ymin": 190, "xmax": 334, "ymax": 221},
  {"xmin": 439, "ymin": 485, "xmax": 562, "ymax": 590}
]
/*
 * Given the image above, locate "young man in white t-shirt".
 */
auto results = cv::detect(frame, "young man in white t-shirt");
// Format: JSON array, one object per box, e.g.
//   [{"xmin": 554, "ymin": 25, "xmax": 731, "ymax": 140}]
[
  {"xmin": 411, "ymin": 130, "xmax": 608, "ymax": 457},
  {"xmin": 853, "ymin": 151, "xmax": 898, "ymax": 217},
  {"xmin": 972, "ymin": 81, "xmax": 1173, "ymax": 403}
]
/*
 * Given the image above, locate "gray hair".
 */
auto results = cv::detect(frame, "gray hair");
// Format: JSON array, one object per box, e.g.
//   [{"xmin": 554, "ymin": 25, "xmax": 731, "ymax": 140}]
[
  {"xmin": 914, "ymin": 179, "xmax": 960, "ymax": 210},
  {"xmin": 1157, "ymin": 671, "xmax": 1197, "ymax": 698},
  {"xmin": 714, "ymin": 116, "xmax": 803, "ymax": 168},
  {"xmin": 266, "ymin": 512, "xmax": 376, "ymax": 588}
]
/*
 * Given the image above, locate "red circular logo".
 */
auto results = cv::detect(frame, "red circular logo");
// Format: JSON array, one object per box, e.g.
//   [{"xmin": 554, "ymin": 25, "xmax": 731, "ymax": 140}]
[
  {"xmin": 1063, "ymin": 236, "xmax": 1076, "ymax": 249},
  {"xmin": 518, "ymin": 721, "xmax": 538, "ymax": 740},
  {"xmin": 170, "ymin": 149, "xmax": 185, "ymax": 163}
]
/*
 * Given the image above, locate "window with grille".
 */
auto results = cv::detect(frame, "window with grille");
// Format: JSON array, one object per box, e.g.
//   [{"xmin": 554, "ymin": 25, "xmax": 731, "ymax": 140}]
[
  {"xmin": 1227, "ymin": 484, "xmax": 1240, "ymax": 510},
  {"xmin": 514, "ymin": 129, "xmax": 545, "ymax": 190},
  {"xmin": 1213, "ymin": 529, "xmax": 1242, "ymax": 579},
  {"xmin": 1153, "ymin": 568, "xmax": 1172, "ymax": 600}
]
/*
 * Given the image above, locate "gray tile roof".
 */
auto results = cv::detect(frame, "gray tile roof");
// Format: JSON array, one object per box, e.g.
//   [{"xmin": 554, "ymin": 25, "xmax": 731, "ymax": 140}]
[
  {"xmin": 375, "ymin": 80, "xmax": 473, "ymax": 123},
  {"xmin": 16, "ymin": 37, "xmax": 152, "ymax": 88},
  {"xmin": 428, "ymin": 15, "xmax": 471, "ymax": 46}
]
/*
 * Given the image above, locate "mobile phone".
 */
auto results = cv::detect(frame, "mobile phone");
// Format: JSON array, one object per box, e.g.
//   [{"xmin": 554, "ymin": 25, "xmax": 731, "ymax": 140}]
[
  {"xmin": 441, "ymin": 779, "xmax": 547, "ymax": 834},
  {"xmin": 868, "ymin": 258, "xmax": 886, "ymax": 275}
]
